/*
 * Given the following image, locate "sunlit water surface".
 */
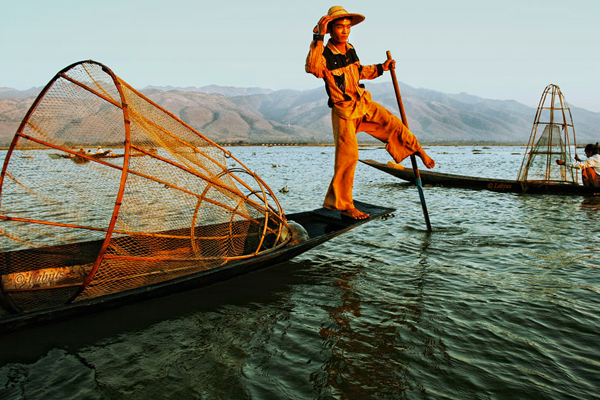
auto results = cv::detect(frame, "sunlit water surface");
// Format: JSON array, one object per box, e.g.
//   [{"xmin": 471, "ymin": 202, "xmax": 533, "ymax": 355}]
[{"xmin": 1, "ymin": 146, "xmax": 599, "ymax": 399}]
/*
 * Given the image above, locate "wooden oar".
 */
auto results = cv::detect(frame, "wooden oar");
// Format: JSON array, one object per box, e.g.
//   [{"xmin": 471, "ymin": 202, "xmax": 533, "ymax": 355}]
[{"xmin": 386, "ymin": 50, "xmax": 432, "ymax": 231}]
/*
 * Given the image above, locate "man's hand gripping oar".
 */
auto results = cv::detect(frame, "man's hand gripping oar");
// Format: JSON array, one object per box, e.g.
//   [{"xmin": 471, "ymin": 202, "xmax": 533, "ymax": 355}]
[{"xmin": 386, "ymin": 50, "xmax": 432, "ymax": 231}]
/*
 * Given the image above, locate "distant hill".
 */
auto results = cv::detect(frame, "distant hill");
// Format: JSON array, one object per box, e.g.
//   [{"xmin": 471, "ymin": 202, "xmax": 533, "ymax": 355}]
[
  {"xmin": 0, "ymin": 95, "xmax": 35, "ymax": 146},
  {"xmin": 141, "ymin": 89, "xmax": 316, "ymax": 143},
  {"xmin": 0, "ymin": 87, "xmax": 42, "ymax": 99},
  {"xmin": 1, "ymin": 83, "xmax": 599, "ymax": 147},
  {"xmin": 143, "ymin": 85, "xmax": 273, "ymax": 97}
]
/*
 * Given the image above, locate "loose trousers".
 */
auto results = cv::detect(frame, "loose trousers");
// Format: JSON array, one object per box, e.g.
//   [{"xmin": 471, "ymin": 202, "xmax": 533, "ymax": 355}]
[
  {"xmin": 582, "ymin": 167, "xmax": 600, "ymax": 187},
  {"xmin": 323, "ymin": 96, "xmax": 422, "ymax": 210}
]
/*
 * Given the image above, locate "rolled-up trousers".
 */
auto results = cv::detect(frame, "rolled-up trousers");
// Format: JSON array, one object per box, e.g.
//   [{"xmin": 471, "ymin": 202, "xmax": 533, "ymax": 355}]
[{"xmin": 323, "ymin": 95, "xmax": 423, "ymax": 210}]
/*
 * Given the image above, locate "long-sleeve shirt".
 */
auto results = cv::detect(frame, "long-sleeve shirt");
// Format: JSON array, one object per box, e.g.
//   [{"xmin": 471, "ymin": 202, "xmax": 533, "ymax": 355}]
[
  {"xmin": 566, "ymin": 154, "xmax": 600, "ymax": 174},
  {"xmin": 305, "ymin": 39, "xmax": 383, "ymax": 112}
]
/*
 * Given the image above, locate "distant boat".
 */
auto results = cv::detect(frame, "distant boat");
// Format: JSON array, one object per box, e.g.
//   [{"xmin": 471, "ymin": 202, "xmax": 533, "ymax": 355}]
[
  {"xmin": 0, "ymin": 60, "xmax": 395, "ymax": 334},
  {"xmin": 361, "ymin": 84, "xmax": 599, "ymax": 196},
  {"xmin": 360, "ymin": 159, "xmax": 599, "ymax": 196},
  {"xmin": 48, "ymin": 150, "xmax": 145, "ymax": 161}
]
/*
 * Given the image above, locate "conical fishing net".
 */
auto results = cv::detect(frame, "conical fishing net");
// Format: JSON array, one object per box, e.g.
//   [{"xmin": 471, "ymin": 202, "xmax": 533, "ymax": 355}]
[
  {"xmin": 0, "ymin": 60, "xmax": 291, "ymax": 313},
  {"xmin": 518, "ymin": 84, "xmax": 577, "ymax": 184},
  {"xmin": 520, "ymin": 124, "xmax": 575, "ymax": 183}
]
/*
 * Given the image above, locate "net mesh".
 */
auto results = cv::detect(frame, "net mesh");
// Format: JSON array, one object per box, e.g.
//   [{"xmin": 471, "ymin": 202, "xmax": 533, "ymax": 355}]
[
  {"xmin": 0, "ymin": 60, "xmax": 290, "ymax": 313},
  {"xmin": 518, "ymin": 84, "xmax": 577, "ymax": 184}
]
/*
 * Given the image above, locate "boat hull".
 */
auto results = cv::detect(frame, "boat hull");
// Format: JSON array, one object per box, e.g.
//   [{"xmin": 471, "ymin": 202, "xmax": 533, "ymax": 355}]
[
  {"xmin": 360, "ymin": 159, "xmax": 600, "ymax": 196},
  {"xmin": 0, "ymin": 201, "xmax": 394, "ymax": 334}
]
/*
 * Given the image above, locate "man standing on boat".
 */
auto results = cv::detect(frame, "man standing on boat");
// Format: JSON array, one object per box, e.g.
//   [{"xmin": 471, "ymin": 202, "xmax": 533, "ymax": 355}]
[
  {"xmin": 305, "ymin": 6, "xmax": 435, "ymax": 220},
  {"xmin": 556, "ymin": 143, "xmax": 600, "ymax": 187}
]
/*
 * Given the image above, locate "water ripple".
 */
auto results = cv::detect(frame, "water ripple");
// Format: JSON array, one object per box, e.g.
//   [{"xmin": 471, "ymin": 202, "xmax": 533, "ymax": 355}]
[{"xmin": 1, "ymin": 146, "xmax": 599, "ymax": 400}]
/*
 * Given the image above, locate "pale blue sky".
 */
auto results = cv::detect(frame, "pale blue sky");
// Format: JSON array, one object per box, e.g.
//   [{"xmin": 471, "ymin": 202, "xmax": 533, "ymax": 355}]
[{"xmin": 2, "ymin": 0, "xmax": 599, "ymax": 111}]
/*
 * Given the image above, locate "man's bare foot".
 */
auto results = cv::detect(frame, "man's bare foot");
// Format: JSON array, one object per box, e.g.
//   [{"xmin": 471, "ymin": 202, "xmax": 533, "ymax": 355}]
[
  {"xmin": 387, "ymin": 160, "xmax": 405, "ymax": 170},
  {"xmin": 416, "ymin": 150, "xmax": 435, "ymax": 169},
  {"xmin": 341, "ymin": 208, "xmax": 370, "ymax": 220}
]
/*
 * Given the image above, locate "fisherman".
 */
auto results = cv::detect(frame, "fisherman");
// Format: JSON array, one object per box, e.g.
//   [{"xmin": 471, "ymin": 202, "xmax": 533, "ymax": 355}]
[
  {"xmin": 556, "ymin": 143, "xmax": 600, "ymax": 187},
  {"xmin": 96, "ymin": 146, "xmax": 104, "ymax": 154},
  {"xmin": 305, "ymin": 6, "xmax": 435, "ymax": 219}
]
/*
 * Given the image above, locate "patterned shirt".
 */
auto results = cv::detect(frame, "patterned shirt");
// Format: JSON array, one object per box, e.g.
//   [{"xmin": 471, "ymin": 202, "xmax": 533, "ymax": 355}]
[{"xmin": 305, "ymin": 39, "xmax": 383, "ymax": 109}]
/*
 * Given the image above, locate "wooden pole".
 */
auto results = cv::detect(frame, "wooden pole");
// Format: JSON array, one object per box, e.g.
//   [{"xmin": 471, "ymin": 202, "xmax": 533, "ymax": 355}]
[{"xmin": 386, "ymin": 51, "xmax": 432, "ymax": 231}]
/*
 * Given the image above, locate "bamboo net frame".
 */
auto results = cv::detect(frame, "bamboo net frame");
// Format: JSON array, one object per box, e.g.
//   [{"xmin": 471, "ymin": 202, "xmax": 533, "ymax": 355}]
[
  {"xmin": 0, "ymin": 60, "xmax": 291, "ymax": 313},
  {"xmin": 517, "ymin": 84, "xmax": 578, "ymax": 184}
]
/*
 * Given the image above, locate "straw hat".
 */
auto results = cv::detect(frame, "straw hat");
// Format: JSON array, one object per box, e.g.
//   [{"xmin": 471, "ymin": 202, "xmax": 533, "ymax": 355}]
[{"xmin": 324, "ymin": 6, "xmax": 365, "ymax": 33}]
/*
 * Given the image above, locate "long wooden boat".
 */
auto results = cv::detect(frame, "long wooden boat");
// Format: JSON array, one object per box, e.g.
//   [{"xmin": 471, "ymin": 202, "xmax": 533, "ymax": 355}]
[
  {"xmin": 48, "ymin": 150, "xmax": 144, "ymax": 161},
  {"xmin": 361, "ymin": 84, "xmax": 599, "ymax": 196},
  {"xmin": 0, "ymin": 201, "xmax": 393, "ymax": 334},
  {"xmin": 360, "ymin": 159, "xmax": 600, "ymax": 196}
]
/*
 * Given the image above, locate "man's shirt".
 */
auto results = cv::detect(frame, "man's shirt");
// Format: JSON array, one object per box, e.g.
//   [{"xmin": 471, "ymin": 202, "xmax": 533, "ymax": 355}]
[
  {"xmin": 306, "ymin": 39, "xmax": 383, "ymax": 110},
  {"xmin": 567, "ymin": 154, "xmax": 600, "ymax": 174}
]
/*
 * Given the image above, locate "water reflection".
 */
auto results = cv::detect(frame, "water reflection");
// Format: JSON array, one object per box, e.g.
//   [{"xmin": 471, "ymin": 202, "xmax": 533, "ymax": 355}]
[
  {"xmin": 580, "ymin": 196, "xmax": 600, "ymax": 217},
  {"xmin": 308, "ymin": 232, "xmax": 451, "ymax": 399}
]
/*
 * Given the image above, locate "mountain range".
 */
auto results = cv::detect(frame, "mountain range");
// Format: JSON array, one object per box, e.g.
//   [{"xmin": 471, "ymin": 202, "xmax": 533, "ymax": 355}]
[{"xmin": 1, "ymin": 82, "xmax": 599, "ymax": 147}]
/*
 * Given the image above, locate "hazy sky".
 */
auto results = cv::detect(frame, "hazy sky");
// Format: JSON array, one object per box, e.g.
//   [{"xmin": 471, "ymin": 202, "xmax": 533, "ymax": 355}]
[{"xmin": 2, "ymin": 0, "xmax": 599, "ymax": 111}]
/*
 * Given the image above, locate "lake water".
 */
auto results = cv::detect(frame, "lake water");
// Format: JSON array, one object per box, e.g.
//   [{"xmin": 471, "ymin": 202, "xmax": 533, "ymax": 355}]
[{"xmin": 1, "ymin": 145, "xmax": 599, "ymax": 399}]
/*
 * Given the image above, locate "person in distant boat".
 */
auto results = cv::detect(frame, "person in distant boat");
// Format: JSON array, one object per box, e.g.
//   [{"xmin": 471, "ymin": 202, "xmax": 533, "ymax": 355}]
[
  {"xmin": 305, "ymin": 6, "xmax": 435, "ymax": 220},
  {"xmin": 556, "ymin": 142, "xmax": 600, "ymax": 187},
  {"xmin": 96, "ymin": 146, "xmax": 104, "ymax": 154}
]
